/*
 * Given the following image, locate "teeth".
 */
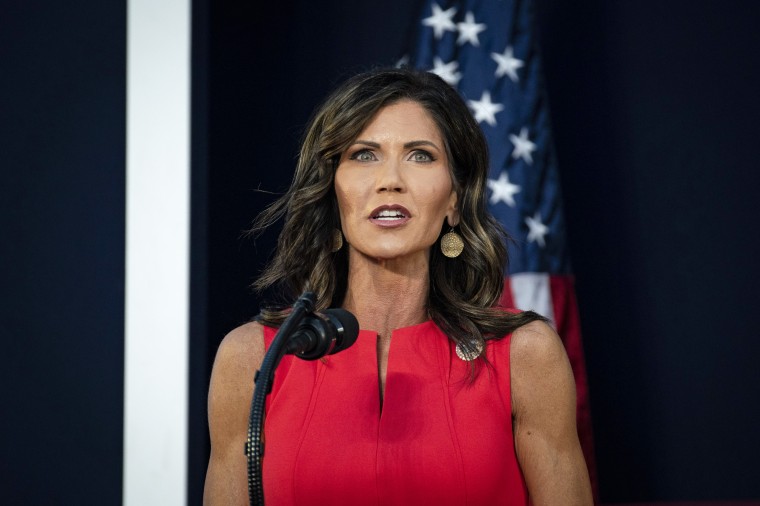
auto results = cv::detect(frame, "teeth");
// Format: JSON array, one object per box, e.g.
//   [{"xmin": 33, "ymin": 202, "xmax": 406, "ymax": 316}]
[{"xmin": 376, "ymin": 209, "xmax": 405, "ymax": 219}]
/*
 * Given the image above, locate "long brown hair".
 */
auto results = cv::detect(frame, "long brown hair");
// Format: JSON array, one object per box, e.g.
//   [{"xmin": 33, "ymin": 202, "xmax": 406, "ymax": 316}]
[{"xmin": 251, "ymin": 68, "xmax": 545, "ymax": 356}]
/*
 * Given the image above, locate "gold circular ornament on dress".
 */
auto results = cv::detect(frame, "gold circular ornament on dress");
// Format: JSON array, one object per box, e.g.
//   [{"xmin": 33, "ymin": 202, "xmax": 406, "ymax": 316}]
[
  {"xmin": 440, "ymin": 230, "xmax": 464, "ymax": 258},
  {"xmin": 455, "ymin": 340, "xmax": 484, "ymax": 361}
]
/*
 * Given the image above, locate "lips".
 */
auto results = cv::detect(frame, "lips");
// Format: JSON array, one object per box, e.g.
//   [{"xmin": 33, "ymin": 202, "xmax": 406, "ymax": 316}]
[{"xmin": 369, "ymin": 205, "xmax": 411, "ymax": 227}]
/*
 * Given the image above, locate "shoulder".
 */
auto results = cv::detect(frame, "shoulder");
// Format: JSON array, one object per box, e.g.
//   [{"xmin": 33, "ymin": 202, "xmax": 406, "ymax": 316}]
[
  {"xmin": 509, "ymin": 319, "xmax": 576, "ymax": 417},
  {"xmin": 207, "ymin": 321, "xmax": 265, "ymax": 428},
  {"xmin": 214, "ymin": 320, "xmax": 266, "ymax": 369},
  {"xmin": 209, "ymin": 321, "xmax": 265, "ymax": 402},
  {"xmin": 206, "ymin": 320, "xmax": 266, "ymax": 454},
  {"xmin": 509, "ymin": 319, "xmax": 568, "ymax": 370}
]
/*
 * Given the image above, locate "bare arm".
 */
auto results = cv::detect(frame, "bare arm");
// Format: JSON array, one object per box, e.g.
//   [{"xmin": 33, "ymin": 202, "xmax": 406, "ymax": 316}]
[
  {"xmin": 511, "ymin": 321, "xmax": 593, "ymax": 505},
  {"xmin": 203, "ymin": 322, "xmax": 265, "ymax": 506}
]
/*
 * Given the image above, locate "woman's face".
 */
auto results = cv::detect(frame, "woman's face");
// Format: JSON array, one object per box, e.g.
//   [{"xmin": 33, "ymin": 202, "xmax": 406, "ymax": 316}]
[{"xmin": 335, "ymin": 100, "xmax": 459, "ymax": 263}]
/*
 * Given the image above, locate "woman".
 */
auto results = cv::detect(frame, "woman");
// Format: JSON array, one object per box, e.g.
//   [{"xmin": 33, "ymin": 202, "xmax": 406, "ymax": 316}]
[{"xmin": 204, "ymin": 68, "xmax": 592, "ymax": 505}]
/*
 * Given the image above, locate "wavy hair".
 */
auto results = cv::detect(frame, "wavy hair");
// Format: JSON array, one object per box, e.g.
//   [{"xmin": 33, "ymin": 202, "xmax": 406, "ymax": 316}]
[{"xmin": 251, "ymin": 68, "xmax": 545, "ymax": 356}]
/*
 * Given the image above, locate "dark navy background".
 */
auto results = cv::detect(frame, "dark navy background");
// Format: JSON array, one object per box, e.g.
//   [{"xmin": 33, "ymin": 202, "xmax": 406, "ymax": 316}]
[
  {"xmin": 2, "ymin": 0, "xmax": 758, "ymax": 504},
  {"xmin": 0, "ymin": 1, "xmax": 125, "ymax": 504}
]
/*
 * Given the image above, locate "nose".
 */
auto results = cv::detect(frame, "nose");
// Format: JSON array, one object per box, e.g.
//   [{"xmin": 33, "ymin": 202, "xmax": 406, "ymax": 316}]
[{"xmin": 376, "ymin": 158, "xmax": 405, "ymax": 193}]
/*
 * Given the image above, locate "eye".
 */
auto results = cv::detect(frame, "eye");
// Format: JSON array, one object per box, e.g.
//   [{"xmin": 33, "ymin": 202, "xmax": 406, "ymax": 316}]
[
  {"xmin": 409, "ymin": 150, "xmax": 435, "ymax": 163},
  {"xmin": 349, "ymin": 149, "xmax": 377, "ymax": 162}
]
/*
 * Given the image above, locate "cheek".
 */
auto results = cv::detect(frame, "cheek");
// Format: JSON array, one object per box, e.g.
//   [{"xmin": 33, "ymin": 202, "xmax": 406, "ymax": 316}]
[
  {"xmin": 334, "ymin": 174, "xmax": 360, "ymax": 222},
  {"xmin": 419, "ymin": 180, "xmax": 454, "ymax": 216},
  {"xmin": 335, "ymin": 190, "xmax": 351, "ymax": 224}
]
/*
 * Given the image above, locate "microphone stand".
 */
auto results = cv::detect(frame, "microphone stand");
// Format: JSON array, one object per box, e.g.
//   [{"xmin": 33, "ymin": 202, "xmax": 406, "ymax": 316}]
[{"xmin": 246, "ymin": 291, "xmax": 316, "ymax": 506}]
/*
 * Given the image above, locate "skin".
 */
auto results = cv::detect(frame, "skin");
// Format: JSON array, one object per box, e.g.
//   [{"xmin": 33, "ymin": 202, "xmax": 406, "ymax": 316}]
[{"xmin": 204, "ymin": 101, "xmax": 592, "ymax": 505}]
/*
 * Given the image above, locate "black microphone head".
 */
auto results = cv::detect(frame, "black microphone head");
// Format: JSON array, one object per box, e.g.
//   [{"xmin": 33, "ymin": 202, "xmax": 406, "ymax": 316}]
[{"xmin": 322, "ymin": 308, "xmax": 359, "ymax": 354}]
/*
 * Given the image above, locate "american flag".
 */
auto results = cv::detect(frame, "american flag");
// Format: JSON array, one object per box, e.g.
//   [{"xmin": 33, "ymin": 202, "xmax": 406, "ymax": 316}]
[{"xmin": 405, "ymin": 0, "xmax": 597, "ymax": 493}]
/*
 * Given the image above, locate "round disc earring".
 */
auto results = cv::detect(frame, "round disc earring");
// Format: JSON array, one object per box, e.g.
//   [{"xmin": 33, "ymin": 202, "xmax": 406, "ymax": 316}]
[{"xmin": 440, "ymin": 228, "xmax": 464, "ymax": 258}]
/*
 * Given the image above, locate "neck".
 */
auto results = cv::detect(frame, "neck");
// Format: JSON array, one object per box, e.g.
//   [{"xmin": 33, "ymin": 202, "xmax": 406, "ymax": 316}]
[{"xmin": 341, "ymin": 250, "xmax": 430, "ymax": 337}]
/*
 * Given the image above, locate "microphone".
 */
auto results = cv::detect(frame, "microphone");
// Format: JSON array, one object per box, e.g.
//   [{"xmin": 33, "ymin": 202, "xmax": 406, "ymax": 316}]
[{"xmin": 284, "ymin": 308, "xmax": 360, "ymax": 360}]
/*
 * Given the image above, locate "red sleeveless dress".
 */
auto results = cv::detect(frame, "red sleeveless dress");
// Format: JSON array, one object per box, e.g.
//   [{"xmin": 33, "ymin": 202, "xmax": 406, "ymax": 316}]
[{"xmin": 262, "ymin": 320, "xmax": 529, "ymax": 505}]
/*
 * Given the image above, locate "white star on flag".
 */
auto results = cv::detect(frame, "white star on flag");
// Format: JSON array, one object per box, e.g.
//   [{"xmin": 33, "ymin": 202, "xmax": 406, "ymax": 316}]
[
  {"xmin": 422, "ymin": 3, "xmax": 457, "ymax": 40},
  {"xmin": 491, "ymin": 45, "xmax": 524, "ymax": 82},
  {"xmin": 468, "ymin": 91, "xmax": 504, "ymax": 126},
  {"xmin": 430, "ymin": 57, "xmax": 462, "ymax": 86},
  {"xmin": 456, "ymin": 12, "xmax": 486, "ymax": 46},
  {"xmin": 525, "ymin": 212, "xmax": 549, "ymax": 247},
  {"xmin": 487, "ymin": 171, "xmax": 521, "ymax": 207},
  {"xmin": 509, "ymin": 127, "xmax": 537, "ymax": 164}
]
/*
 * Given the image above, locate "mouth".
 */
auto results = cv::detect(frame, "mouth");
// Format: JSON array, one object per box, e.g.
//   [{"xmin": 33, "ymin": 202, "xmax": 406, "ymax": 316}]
[
  {"xmin": 373, "ymin": 209, "xmax": 407, "ymax": 220},
  {"xmin": 369, "ymin": 205, "xmax": 411, "ymax": 226}
]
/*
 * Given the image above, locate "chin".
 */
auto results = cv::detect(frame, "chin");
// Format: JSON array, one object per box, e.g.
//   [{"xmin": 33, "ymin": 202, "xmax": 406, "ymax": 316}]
[
  {"xmin": 370, "ymin": 251, "xmax": 405, "ymax": 262},
  {"xmin": 348, "ymin": 242, "xmax": 431, "ymax": 264},
  {"xmin": 373, "ymin": 249, "xmax": 430, "ymax": 265}
]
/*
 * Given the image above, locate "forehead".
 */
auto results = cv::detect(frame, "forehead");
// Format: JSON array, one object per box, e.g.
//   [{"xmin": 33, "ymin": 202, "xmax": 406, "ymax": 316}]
[{"xmin": 357, "ymin": 100, "xmax": 443, "ymax": 141}]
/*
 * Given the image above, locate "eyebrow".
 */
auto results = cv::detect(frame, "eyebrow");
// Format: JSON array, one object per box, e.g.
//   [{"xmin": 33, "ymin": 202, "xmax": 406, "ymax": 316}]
[
  {"xmin": 352, "ymin": 139, "xmax": 441, "ymax": 150},
  {"xmin": 404, "ymin": 140, "xmax": 440, "ymax": 150}
]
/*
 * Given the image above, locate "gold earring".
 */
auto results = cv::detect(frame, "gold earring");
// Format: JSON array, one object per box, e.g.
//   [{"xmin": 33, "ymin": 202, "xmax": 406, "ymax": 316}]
[
  {"xmin": 331, "ymin": 228, "xmax": 343, "ymax": 252},
  {"xmin": 440, "ymin": 228, "xmax": 464, "ymax": 258}
]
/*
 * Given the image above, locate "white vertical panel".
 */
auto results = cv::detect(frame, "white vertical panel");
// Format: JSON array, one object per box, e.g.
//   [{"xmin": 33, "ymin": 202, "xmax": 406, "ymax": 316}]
[
  {"xmin": 124, "ymin": 0, "xmax": 190, "ymax": 504},
  {"xmin": 510, "ymin": 272, "xmax": 556, "ymax": 326}
]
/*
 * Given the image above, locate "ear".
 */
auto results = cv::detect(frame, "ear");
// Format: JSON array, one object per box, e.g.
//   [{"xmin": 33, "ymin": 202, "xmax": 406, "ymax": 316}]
[{"xmin": 446, "ymin": 190, "xmax": 460, "ymax": 227}]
